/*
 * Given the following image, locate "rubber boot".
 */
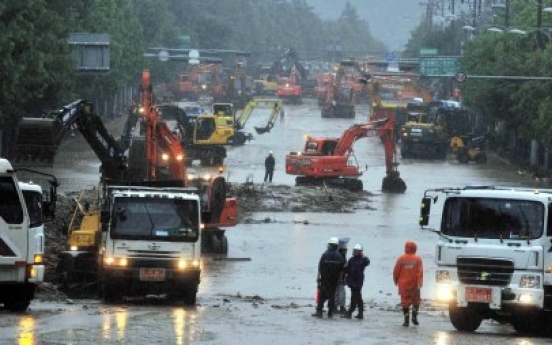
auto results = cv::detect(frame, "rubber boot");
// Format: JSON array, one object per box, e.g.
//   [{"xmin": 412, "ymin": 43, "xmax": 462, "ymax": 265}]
[
  {"xmin": 312, "ymin": 310, "xmax": 323, "ymax": 318},
  {"xmin": 355, "ymin": 304, "xmax": 364, "ymax": 319},
  {"xmin": 412, "ymin": 304, "xmax": 419, "ymax": 326},
  {"xmin": 340, "ymin": 306, "xmax": 347, "ymax": 315},
  {"xmin": 402, "ymin": 307, "xmax": 410, "ymax": 327}
]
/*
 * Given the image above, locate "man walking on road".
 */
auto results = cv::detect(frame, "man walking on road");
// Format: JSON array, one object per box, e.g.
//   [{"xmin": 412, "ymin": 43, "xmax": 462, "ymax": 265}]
[
  {"xmin": 393, "ymin": 240, "xmax": 423, "ymax": 327},
  {"xmin": 342, "ymin": 243, "xmax": 370, "ymax": 319},
  {"xmin": 264, "ymin": 151, "xmax": 275, "ymax": 183},
  {"xmin": 312, "ymin": 237, "xmax": 346, "ymax": 318}
]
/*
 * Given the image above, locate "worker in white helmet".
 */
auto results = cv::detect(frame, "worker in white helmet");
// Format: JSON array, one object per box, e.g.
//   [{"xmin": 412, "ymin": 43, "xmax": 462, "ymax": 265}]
[
  {"xmin": 342, "ymin": 243, "xmax": 370, "ymax": 320},
  {"xmin": 312, "ymin": 237, "xmax": 346, "ymax": 318}
]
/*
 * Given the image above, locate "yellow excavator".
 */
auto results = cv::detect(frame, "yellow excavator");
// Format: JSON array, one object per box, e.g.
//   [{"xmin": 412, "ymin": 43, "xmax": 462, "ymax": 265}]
[{"xmin": 206, "ymin": 98, "xmax": 283, "ymax": 145}]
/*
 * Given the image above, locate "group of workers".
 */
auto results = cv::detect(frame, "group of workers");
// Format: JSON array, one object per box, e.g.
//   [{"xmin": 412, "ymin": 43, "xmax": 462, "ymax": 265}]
[{"xmin": 313, "ymin": 237, "xmax": 424, "ymax": 327}]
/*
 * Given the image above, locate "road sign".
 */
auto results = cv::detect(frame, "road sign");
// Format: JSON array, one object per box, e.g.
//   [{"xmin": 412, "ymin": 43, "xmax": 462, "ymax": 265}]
[
  {"xmin": 385, "ymin": 52, "xmax": 395, "ymax": 62},
  {"xmin": 419, "ymin": 56, "xmax": 459, "ymax": 77},
  {"xmin": 188, "ymin": 50, "xmax": 200, "ymax": 65},
  {"xmin": 455, "ymin": 72, "xmax": 467, "ymax": 83},
  {"xmin": 420, "ymin": 48, "xmax": 438, "ymax": 56}
]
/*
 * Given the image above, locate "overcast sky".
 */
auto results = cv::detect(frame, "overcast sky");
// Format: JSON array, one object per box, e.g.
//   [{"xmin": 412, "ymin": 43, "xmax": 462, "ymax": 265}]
[{"xmin": 305, "ymin": 0, "xmax": 425, "ymax": 51}]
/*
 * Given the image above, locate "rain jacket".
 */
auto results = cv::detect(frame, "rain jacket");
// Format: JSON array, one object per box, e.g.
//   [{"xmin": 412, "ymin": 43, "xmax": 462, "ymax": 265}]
[
  {"xmin": 265, "ymin": 154, "xmax": 275, "ymax": 172},
  {"xmin": 317, "ymin": 248, "xmax": 346, "ymax": 289},
  {"xmin": 393, "ymin": 241, "xmax": 423, "ymax": 296},
  {"xmin": 346, "ymin": 255, "xmax": 370, "ymax": 288}
]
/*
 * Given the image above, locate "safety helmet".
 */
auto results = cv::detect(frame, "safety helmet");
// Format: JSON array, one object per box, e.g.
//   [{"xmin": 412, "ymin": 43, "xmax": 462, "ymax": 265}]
[
  {"xmin": 328, "ymin": 237, "xmax": 339, "ymax": 245},
  {"xmin": 269, "ymin": 151, "xmax": 273, "ymax": 155},
  {"xmin": 353, "ymin": 243, "xmax": 363, "ymax": 251}
]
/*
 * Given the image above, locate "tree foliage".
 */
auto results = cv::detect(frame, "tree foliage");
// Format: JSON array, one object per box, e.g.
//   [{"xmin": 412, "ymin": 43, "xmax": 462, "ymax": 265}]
[{"xmin": 1, "ymin": 0, "xmax": 384, "ymax": 125}]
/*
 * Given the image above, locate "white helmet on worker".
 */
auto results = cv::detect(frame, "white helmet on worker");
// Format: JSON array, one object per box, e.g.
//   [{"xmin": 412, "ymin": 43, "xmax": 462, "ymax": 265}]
[
  {"xmin": 353, "ymin": 243, "xmax": 363, "ymax": 251},
  {"xmin": 328, "ymin": 237, "xmax": 339, "ymax": 245},
  {"xmin": 269, "ymin": 150, "xmax": 273, "ymax": 155}
]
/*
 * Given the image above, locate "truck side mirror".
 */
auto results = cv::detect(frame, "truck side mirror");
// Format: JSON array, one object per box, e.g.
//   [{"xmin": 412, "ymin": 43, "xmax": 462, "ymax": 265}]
[{"xmin": 419, "ymin": 197, "xmax": 432, "ymax": 226}]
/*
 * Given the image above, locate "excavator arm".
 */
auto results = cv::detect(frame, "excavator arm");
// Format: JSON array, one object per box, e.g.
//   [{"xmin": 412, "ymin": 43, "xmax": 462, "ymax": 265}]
[
  {"xmin": 14, "ymin": 99, "xmax": 128, "ymax": 177},
  {"xmin": 234, "ymin": 98, "xmax": 283, "ymax": 134},
  {"xmin": 333, "ymin": 118, "xmax": 389, "ymax": 156}
]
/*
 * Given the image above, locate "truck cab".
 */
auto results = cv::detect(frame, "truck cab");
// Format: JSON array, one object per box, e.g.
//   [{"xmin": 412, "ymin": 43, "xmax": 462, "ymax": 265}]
[
  {"xmin": 99, "ymin": 186, "xmax": 202, "ymax": 304},
  {"xmin": 0, "ymin": 159, "xmax": 53, "ymax": 311},
  {"xmin": 421, "ymin": 186, "xmax": 552, "ymax": 334}
]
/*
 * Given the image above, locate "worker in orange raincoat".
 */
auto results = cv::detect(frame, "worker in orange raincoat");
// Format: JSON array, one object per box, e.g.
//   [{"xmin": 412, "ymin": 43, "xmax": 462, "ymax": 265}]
[{"xmin": 393, "ymin": 240, "xmax": 423, "ymax": 327}]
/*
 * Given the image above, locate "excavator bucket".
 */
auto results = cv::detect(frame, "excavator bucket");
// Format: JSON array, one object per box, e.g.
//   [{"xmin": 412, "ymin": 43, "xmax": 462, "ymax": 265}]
[{"xmin": 14, "ymin": 117, "xmax": 64, "ymax": 167}]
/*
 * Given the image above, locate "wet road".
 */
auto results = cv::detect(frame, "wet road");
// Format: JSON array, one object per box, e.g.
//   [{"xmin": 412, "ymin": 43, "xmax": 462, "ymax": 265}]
[{"xmin": 3, "ymin": 99, "xmax": 550, "ymax": 344}]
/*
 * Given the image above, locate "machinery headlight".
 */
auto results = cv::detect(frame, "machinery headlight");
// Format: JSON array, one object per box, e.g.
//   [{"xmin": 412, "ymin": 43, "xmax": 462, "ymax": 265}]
[
  {"xmin": 285, "ymin": 83, "xmax": 290, "ymax": 87},
  {"xmin": 178, "ymin": 260, "xmax": 187, "ymax": 269},
  {"xmin": 70, "ymin": 246, "xmax": 78, "ymax": 251},
  {"xmin": 436, "ymin": 270, "xmax": 450, "ymax": 283},
  {"xmin": 176, "ymin": 154, "xmax": 184, "ymax": 161},
  {"xmin": 187, "ymin": 174, "xmax": 195, "ymax": 181},
  {"xmin": 104, "ymin": 257, "xmax": 128, "ymax": 267},
  {"xmin": 34, "ymin": 254, "xmax": 43, "ymax": 264},
  {"xmin": 192, "ymin": 260, "xmax": 200, "ymax": 267},
  {"xmin": 519, "ymin": 294, "xmax": 533, "ymax": 304},
  {"xmin": 161, "ymin": 153, "xmax": 170, "ymax": 161},
  {"xmin": 520, "ymin": 275, "xmax": 541, "ymax": 289},
  {"xmin": 435, "ymin": 284, "xmax": 454, "ymax": 302},
  {"xmin": 202, "ymin": 84, "xmax": 207, "ymax": 90}
]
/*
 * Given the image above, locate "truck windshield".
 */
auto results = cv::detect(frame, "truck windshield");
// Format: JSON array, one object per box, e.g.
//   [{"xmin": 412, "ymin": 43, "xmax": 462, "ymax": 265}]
[
  {"xmin": 0, "ymin": 177, "xmax": 24, "ymax": 224},
  {"xmin": 111, "ymin": 197, "xmax": 199, "ymax": 242},
  {"xmin": 442, "ymin": 197, "xmax": 544, "ymax": 240},
  {"xmin": 22, "ymin": 190, "xmax": 43, "ymax": 228}
]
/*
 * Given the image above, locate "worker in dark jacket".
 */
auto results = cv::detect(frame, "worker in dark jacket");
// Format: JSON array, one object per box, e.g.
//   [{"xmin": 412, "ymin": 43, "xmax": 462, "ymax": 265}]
[
  {"xmin": 264, "ymin": 151, "xmax": 275, "ymax": 182},
  {"xmin": 342, "ymin": 243, "xmax": 370, "ymax": 319},
  {"xmin": 334, "ymin": 238, "xmax": 349, "ymax": 315},
  {"xmin": 312, "ymin": 237, "xmax": 346, "ymax": 318}
]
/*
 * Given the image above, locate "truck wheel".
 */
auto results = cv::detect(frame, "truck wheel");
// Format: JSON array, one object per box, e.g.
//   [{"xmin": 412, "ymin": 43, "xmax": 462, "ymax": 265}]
[
  {"xmin": 183, "ymin": 288, "xmax": 197, "ymax": 306},
  {"xmin": 512, "ymin": 312, "xmax": 542, "ymax": 335},
  {"xmin": 101, "ymin": 279, "xmax": 123, "ymax": 304},
  {"xmin": 210, "ymin": 233, "xmax": 228, "ymax": 254},
  {"xmin": 5, "ymin": 285, "xmax": 34, "ymax": 312},
  {"xmin": 448, "ymin": 304, "xmax": 482, "ymax": 332}
]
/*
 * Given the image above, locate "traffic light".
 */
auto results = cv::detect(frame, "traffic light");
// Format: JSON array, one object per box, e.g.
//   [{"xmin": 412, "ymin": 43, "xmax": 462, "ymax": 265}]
[{"xmin": 419, "ymin": 197, "xmax": 432, "ymax": 226}]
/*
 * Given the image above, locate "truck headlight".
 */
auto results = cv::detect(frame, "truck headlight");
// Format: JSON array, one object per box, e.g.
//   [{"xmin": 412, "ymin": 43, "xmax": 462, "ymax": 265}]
[
  {"xmin": 436, "ymin": 270, "xmax": 450, "ymax": 283},
  {"xmin": 178, "ymin": 260, "xmax": 187, "ymax": 269},
  {"xmin": 435, "ymin": 284, "xmax": 454, "ymax": 302},
  {"xmin": 520, "ymin": 275, "xmax": 541, "ymax": 289}
]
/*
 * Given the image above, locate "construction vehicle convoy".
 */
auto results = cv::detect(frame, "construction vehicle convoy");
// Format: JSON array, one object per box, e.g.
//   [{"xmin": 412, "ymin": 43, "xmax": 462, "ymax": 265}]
[
  {"xmin": 285, "ymin": 118, "xmax": 406, "ymax": 193},
  {"xmin": 0, "ymin": 163, "xmax": 58, "ymax": 311},
  {"xmin": 420, "ymin": 186, "xmax": 552, "ymax": 335},
  {"xmin": 14, "ymin": 70, "xmax": 238, "ymax": 303}
]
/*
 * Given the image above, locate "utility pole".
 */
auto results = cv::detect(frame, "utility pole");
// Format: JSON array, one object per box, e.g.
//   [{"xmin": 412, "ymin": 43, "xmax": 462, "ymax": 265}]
[{"xmin": 505, "ymin": 0, "xmax": 510, "ymax": 27}]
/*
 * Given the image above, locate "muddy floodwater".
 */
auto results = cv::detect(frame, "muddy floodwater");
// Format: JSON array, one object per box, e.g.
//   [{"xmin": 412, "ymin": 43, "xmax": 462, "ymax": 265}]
[{"xmin": 4, "ymin": 100, "xmax": 552, "ymax": 344}]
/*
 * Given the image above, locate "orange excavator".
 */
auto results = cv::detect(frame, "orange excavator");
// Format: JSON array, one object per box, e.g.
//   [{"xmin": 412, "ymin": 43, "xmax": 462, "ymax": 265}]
[
  {"xmin": 285, "ymin": 118, "xmax": 406, "ymax": 193},
  {"xmin": 276, "ymin": 65, "xmax": 302, "ymax": 104}
]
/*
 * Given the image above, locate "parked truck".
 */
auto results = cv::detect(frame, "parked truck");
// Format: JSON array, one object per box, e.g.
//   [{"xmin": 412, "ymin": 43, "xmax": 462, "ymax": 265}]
[
  {"xmin": 0, "ymin": 161, "xmax": 57, "ymax": 311},
  {"xmin": 420, "ymin": 186, "xmax": 552, "ymax": 335}
]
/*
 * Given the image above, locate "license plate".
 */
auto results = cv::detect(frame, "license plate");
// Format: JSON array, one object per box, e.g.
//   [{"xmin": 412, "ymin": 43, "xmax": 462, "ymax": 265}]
[
  {"xmin": 465, "ymin": 287, "xmax": 492, "ymax": 303},
  {"xmin": 140, "ymin": 268, "xmax": 166, "ymax": 281}
]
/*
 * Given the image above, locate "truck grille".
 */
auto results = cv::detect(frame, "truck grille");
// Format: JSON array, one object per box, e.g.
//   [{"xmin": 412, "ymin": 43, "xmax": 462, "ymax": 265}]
[
  {"xmin": 128, "ymin": 259, "xmax": 175, "ymax": 269},
  {"xmin": 457, "ymin": 257, "xmax": 514, "ymax": 286}
]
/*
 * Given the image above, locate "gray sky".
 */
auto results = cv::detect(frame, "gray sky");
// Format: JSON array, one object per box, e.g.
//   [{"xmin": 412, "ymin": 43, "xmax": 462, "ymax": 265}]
[{"xmin": 305, "ymin": 0, "xmax": 425, "ymax": 51}]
